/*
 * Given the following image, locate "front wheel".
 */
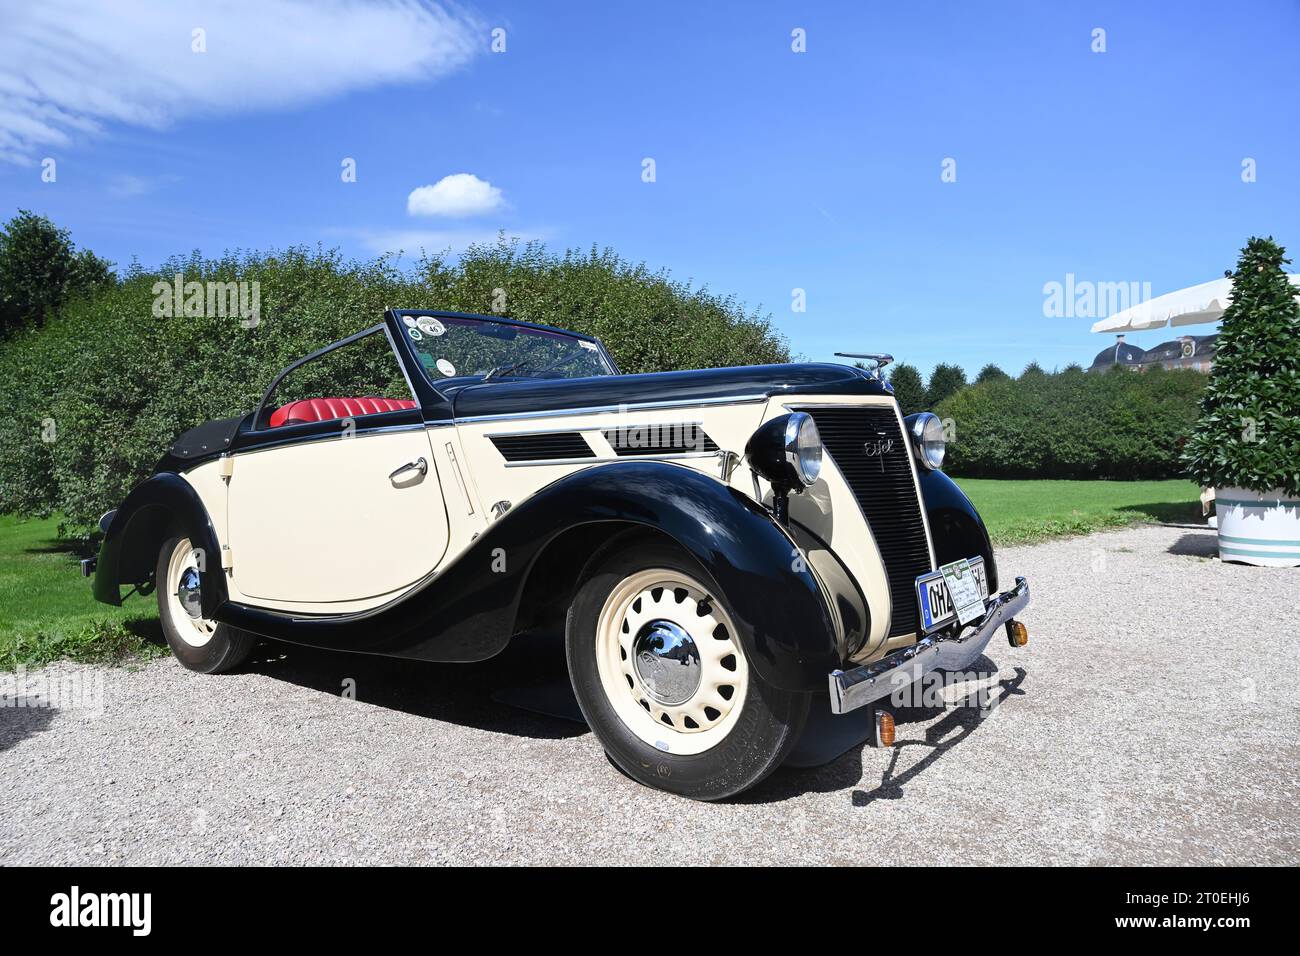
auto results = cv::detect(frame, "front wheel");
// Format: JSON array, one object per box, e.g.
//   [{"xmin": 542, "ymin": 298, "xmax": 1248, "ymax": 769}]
[
  {"xmin": 156, "ymin": 535, "xmax": 258, "ymax": 674},
  {"xmin": 566, "ymin": 538, "xmax": 809, "ymax": 800}
]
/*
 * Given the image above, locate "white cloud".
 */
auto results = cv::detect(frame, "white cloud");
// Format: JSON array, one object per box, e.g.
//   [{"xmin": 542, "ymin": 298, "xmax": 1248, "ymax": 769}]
[
  {"xmin": 107, "ymin": 173, "xmax": 155, "ymax": 198},
  {"xmin": 0, "ymin": 0, "xmax": 483, "ymax": 163},
  {"xmin": 407, "ymin": 173, "xmax": 505, "ymax": 218}
]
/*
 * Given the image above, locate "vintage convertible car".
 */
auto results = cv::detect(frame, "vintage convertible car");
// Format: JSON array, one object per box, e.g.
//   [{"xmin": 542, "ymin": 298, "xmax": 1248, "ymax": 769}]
[{"xmin": 89, "ymin": 310, "xmax": 1031, "ymax": 800}]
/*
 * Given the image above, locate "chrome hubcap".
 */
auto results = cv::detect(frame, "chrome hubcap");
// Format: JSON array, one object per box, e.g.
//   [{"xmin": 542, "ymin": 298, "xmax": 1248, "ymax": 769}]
[
  {"xmin": 594, "ymin": 569, "xmax": 750, "ymax": 755},
  {"xmin": 177, "ymin": 567, "xmax": 202, "ymax": 619},
  {"xmin": 632, "ymin": 619, "xmax": 701, "ymax": 705}
]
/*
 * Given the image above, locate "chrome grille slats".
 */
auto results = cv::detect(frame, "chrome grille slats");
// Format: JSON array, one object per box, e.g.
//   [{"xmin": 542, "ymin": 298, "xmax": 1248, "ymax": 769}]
[{"xmin": 804, "ymin": 407, "xmax": 933, "ymax": 639}]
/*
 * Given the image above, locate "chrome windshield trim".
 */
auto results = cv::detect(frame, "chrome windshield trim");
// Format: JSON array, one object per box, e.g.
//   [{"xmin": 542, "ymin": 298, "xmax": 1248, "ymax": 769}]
[{"xmin": 456, "ymin": 394, "xmax": 768, "ymax": 426}]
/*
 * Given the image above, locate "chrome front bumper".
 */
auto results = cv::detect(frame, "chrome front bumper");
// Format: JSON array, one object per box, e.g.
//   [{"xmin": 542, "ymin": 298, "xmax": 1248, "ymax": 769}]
[{"xmin": 828, "ymin": 576, "xmax": 1031, "ymax": 715}]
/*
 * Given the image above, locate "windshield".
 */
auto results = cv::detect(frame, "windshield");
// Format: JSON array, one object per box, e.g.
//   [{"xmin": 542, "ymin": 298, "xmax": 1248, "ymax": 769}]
[{"xmin": 398, "ymin": 313, "xmax": 614, "ymax": 387}]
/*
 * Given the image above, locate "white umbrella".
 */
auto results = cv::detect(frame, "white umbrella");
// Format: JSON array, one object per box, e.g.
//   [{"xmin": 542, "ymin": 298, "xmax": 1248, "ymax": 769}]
[{"xmin": 1091, "ymin": 274, "xmax": 1300, "ymax": 334}]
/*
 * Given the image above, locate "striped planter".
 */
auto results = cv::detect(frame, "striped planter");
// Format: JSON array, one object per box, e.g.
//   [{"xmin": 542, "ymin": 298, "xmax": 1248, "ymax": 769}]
[{"xmin": 1215, "ymin": 487, "xmax": 1300, "ymax": 567}]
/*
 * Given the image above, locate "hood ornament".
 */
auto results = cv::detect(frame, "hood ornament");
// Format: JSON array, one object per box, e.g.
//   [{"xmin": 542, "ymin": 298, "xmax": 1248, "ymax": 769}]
[{"xmin": 835, "ymin": 352, "xmax": 893, "ymax": 382}]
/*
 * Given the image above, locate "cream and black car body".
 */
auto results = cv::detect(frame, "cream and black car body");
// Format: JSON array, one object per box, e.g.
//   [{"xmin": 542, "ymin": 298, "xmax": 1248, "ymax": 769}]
[{"xmin": 90, "ymin": 310, "xmax": 1032, "ymax": 799}]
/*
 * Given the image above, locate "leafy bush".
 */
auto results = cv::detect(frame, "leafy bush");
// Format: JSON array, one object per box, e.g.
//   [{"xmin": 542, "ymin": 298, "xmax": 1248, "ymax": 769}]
[
  {"xmin": 937, "ymin": 364, "xmax": 1207, "ymax": 480},
  {"xmin": 1183, "ymin": 237, "xmax": 1300, "ymax": 496},
  {"xmin": 0, "ymin": 239, "xmax": 787, "ymax": 535}
]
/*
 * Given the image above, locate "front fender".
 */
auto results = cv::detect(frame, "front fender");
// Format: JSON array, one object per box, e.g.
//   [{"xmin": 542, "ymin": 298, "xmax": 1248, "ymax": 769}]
[
  {"xmin": 93, "ymin": 472, "xmax": 227, "ymax": 616},
  {"xmin": 917, "ymin": 469, "xmax": 998, "ymax": 594},
  {"xmin": 217, "ymin": 461, "xmax": 840, "ymax": 692}
]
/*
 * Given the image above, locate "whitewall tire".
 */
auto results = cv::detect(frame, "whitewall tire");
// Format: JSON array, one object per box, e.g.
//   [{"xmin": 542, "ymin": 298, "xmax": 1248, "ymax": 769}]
[
  {"xmin": 566, "ymin": 536, "xmax": 809, "ymax": 800},
  {"xmin": 157, "ymin": 535, "xmax": 258, "ymax": 673}
]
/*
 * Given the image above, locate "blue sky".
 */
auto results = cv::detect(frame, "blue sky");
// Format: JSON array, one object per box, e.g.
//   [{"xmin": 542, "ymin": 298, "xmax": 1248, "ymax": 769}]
[{"xmin": 3, "ymin": 0, "xmax": 1298, "ymax": 378}]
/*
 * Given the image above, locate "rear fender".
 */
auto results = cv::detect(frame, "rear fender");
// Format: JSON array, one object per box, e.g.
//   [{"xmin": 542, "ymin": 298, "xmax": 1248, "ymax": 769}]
[{"xmin": 93, "ymin": 472, "xmax": 227, "ymax": 616}]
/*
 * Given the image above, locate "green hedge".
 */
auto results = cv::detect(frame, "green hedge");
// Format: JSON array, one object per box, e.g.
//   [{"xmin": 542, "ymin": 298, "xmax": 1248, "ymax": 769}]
[
  {"xmin": 935, "ymin": 365, "xmax": 1207, "ymax": 480},
  {"xmin": 0, "ymin": 240, "xmax": 787, "ymax": 537}
]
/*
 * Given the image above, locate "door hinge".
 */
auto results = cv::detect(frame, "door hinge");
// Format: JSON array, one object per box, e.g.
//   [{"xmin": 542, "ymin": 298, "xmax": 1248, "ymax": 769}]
[{"xmin": 221, "ymin": 545, "xmax": 233, "ymax": 570}]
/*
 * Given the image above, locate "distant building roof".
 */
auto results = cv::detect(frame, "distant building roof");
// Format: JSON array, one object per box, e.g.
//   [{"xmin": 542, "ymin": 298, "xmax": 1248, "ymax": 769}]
[
  {"xmin": 1141, "ymin": 340, "xmax": 1190, "ymax": 363},
  {"xmin": 1089, "ymin": 337, "xmax": 1146, "ymax": 370},
  {"xmin": 1141, "ymin": 334, "xmax": 1218, "ymax": 364}
]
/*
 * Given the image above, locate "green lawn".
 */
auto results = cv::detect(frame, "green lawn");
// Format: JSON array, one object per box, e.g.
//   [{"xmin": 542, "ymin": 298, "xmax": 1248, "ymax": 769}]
[
  {"xmin": 955, "ymin": 478, "xmax": 1202, "ymax": 545},
  {"xmin": 0, "ymin": 478, "xmax": 1201, "ymax": 668},
  {"xmin": 0, "ymin": 514, "xmax": 162, "ymax": 671}
]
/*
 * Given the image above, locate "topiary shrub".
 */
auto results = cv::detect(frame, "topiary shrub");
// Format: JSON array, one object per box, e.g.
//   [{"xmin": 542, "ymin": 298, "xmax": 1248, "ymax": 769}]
[{"xmin": 1182, "ymin": 237, "xmax": 1300, "ymax": 496}]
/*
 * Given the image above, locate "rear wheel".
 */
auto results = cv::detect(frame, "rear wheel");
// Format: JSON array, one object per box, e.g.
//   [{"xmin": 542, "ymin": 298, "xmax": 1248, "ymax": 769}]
[
  {"xmin": 566, "ymin": 538, "xmax": 809, "ymax": 800},
  {"xmin": 156, "ymin": 535, "xmax": 257, "ymax": 673}
]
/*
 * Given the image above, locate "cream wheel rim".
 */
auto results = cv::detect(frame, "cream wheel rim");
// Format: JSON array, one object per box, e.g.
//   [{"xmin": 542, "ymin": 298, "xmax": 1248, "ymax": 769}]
[
  {"xmin": 166, "ymin": 537, "xmax": 217, "ymax": 648},
  {"xmin": 595, "ymin": 568, "xmax": 748, "ymax": 755}
]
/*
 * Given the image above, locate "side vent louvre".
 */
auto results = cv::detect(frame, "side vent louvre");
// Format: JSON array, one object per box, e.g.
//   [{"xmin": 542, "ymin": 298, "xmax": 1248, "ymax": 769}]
[
  {"xmin": 490, "ymin": 432, "xmax": 594, "ymax": 462},
  {"xmin": 602, "ymin": 423, "xmax": 719, "ymax": 456}
]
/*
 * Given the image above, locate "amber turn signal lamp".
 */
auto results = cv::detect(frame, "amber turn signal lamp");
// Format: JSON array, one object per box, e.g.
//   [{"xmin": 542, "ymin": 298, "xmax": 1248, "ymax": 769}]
[
  {"xmin": 1006, "ymin": 620, "xmax": 1029, "ymax": 647},
  {"xmin": 874, "ymin": 709, "xmax": 896, "ymax": 748}
]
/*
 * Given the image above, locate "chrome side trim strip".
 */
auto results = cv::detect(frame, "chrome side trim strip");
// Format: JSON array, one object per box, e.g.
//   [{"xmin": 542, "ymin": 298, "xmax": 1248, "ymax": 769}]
[
  {"xmin": 503, "ymin": 451, "xmax": 719, "ymax": 468},
  {"xmin": 456, "ymin": 394, "xmax": 767, "ymax": 425}
]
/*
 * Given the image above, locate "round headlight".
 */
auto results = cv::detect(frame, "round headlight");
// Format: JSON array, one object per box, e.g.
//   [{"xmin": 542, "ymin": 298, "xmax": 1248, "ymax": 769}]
[
  {"xmin": 745, "ymin": 411, "xmax": 823, "ymax": 491},
  {"xmin": 789, "ymin": 412, "xmax": 822, "ymax": 486},
  {"xmin": 906, "ymin": 412, "xmax": 946, "ymax": 471}
]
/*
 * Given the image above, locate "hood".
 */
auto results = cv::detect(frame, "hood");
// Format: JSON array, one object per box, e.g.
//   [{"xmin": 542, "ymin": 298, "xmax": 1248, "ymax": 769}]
[{"xmin": 448, "ymin": 362, "xmax": 889, "ymax": 420}]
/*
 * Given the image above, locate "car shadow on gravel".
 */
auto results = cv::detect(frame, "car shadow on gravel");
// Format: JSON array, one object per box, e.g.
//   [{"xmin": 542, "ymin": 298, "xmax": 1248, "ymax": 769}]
[
  {"xmin": 0, "ymin": 701, "xmax": 59, "ymax": 752},
  {"xmin": 741, "ymin": 665, "xmax": 1028, "ymax": 805},
  {"xmin": 242, "ymin": 628, "xmax": 589, "ymax": 741}
]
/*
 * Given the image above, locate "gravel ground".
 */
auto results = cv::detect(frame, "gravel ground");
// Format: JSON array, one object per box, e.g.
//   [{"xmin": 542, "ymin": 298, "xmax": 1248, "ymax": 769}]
[{"xmin": 2, "ymin": 523, "xmax": 1297, "ymax": 866}]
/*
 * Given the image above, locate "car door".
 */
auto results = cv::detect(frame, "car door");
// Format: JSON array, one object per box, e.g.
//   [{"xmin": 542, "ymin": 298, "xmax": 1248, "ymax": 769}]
[{"xmin": 226, "ymin": 327, "xmax": 450, "ymax": 606}]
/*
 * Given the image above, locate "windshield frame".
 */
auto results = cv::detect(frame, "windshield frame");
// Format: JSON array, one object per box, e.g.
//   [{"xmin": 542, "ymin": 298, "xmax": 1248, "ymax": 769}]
[{"xmin": 390, "ymin": 310, "xmax": 620, "ymax": 395}]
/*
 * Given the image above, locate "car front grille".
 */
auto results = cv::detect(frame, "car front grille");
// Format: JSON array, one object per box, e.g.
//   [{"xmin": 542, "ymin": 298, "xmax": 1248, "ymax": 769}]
[{"xmin": 804, "ymin": 406, "xmax": 934, "ymax": 639}]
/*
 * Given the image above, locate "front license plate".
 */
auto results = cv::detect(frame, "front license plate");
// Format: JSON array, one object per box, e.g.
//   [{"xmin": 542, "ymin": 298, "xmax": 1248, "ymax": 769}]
[{"xmin": 916, "ymin": 557, "xmax": 988, "ymax": 633}]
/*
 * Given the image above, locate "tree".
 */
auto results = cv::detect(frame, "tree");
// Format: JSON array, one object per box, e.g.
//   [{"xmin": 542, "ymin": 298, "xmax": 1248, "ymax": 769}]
[
  {"xmin": 1020, "ymin": 361, "xmax": 1046, "ymax": 380},
  {"xmin": 1183, "ymin": 236, "xmax": 1300, "ymax": 496},
  {"xmin": 926, "ymin": 362, "xmax": 967, "ymax": 407},
  {"xmin": 975, "ymin": 363, "xmax": 1009, "ymax": 383},
  {"xmin": 887, "ymin": 362, "xmax": 926, "ymax": 415},
  {"xmin": 0, "ymin": 210, "xmax": 114, "ymax": 336}
]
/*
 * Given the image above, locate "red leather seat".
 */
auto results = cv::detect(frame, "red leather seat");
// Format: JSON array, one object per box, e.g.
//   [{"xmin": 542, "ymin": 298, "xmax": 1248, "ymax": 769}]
[{"xmin": 268, "ymin": 397, "xmax": 417, "ymax": 428}]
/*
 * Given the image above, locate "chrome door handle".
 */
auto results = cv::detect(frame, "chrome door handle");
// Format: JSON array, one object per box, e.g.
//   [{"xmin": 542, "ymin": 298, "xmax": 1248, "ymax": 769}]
[{"xmin": 389, "ymin": 457, "xmax": 428, "ymax": 481}]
